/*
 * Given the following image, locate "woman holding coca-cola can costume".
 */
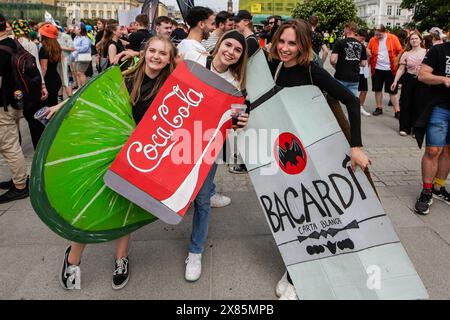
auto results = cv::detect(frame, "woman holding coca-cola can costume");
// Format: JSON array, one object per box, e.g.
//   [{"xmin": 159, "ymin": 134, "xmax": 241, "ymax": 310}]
[{"xmin": 181, "ymin": 30, "xmax": 250, "ymax": 282}]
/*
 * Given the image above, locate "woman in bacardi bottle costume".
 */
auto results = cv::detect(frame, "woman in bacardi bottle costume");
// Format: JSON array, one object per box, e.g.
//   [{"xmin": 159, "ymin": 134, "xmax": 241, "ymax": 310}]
[{"xmin": 267, "ymin": 19, "xmax": 371, "ymax": 300}]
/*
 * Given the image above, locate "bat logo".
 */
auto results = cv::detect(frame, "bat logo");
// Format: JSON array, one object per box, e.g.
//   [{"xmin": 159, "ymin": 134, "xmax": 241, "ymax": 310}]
[{"xmin": 274, "ymin": 132, "xmax": 307, "ymax": 175}]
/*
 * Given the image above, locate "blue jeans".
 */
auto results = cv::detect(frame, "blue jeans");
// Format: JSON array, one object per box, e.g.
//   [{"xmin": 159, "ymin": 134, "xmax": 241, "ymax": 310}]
[
  {"xmin": 426, "ymin": 106, "xmax": 450, "ymax": 147},
  {"xmin": 189, "ymin": 162, "xmax": 218, "ymax": 254},
  {"xmin": 337, "ymin": 79, "xmax": 359, "ymax": 97},
  {"xmin": 210, "ymin": 181, "xmax": 216, "ymax": 197}
]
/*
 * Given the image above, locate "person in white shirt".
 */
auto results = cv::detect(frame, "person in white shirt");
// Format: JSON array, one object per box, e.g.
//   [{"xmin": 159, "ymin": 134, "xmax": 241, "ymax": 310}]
[
  {"xmin": 202, "ymin": 11, "xmax": 234, "ymax": 53},
  {"xmin": 177, "ymin": 6, "xmax": 215, "ymax": 57},
  {"xmin": 178, "ymin": 6, "xmax": 233, "ymax": 208}
]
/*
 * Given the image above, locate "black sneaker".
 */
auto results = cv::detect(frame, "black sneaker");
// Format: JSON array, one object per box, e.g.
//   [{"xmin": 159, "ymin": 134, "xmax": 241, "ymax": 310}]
[
  {"xmin": 394, "ymin": 111, "xmax": 400, "ymax": 119},
  {"xmin": 60, "ymin": 246, "xmax": 81, "ymax": 290},
  {"xmin": 228, "ymin": 164, "xmax": 248, "ymax": 174},
  {"xmin": 0, "ymin": 179, "xmax": 12, "ymax": 190},
  {"xmin": 0, "ymin": 184, "xmax": 29, "ymax": 204},
  {"xmin": 432, "ymin": 187, "xmax": 450, "ymax": 206},
  {"xmin": 414, "ymin": 189, "xmax": 433, "ymax": 215},
  {"xmin": 372, "ymin": 108, "xmax": 383, "ymax": 116},
  {"xmin": 112, "ymin": 256, "xmax": 129, "ymax": 290}
]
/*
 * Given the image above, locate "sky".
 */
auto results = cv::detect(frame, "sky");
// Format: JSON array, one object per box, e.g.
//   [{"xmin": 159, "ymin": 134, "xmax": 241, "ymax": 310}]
[{"xmin": 160, "ymin": 0, "xmax": 240, "ymax": 12}]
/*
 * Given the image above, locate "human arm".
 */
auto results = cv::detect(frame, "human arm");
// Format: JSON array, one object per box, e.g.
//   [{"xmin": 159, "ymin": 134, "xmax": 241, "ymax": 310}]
[
  {"xmin": 418, "ymin": 64, "xmax": 450, "ymax": 87},
  {"xmin": 108, "ymin": 43, "xmax": 118, "ymax": 65},
  {"xmin": 330, "ymin": 53, "xmax": 338, "ymax": 66},
  {"xmin": 46, "ymin": 100, "xmax": 67, "ymax": 120},
  {"xmin": 312, "ymin": 65, "xmax": 362, "ymax": 148},
  {"xmin": 113, "ymin": 49, "xmax": 140, "ymax": 65},
  {"xmin": 391, "ymin": 64, "xmax": 405, "ymax": 90},
  {"xmin": 321, "ymin": 44, "xmax": 328, "ymax": 64}
]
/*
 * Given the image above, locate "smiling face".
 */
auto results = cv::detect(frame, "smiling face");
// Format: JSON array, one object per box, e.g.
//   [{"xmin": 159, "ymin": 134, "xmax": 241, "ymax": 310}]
[
  {"xmin": 200, "ymin": 14, "xmax": 216, "ymax": 40},
  {"xmin": 409, "ymin": 34, "xmax": 421, "ymax": 48},
  {"xmin": 277, "ymin": 27, "xmax": 300, "ymax": 67},
  {"xmin": 216, "ymin": 38, "xmax": 243, "ymax": 67},
  {"xmin": 144, "ymin": 39, "xmax": 171, "ymax": 75},
  {"xmin": 156, "ymin": 21, "xmax": 173, "ymax": 37}
]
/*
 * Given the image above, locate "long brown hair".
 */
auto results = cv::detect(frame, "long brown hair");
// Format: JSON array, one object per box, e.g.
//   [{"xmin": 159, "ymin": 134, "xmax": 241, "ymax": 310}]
[
  {"xmin": 123, "ymin": 36, "xmax": 177, "ymax": 106},
  {"xmin": 96, "ymin": 23, "xmax": 118, "ymax": 57},
  {"xmin": 40, "ymin": 36, "xmax": 62, "ymax": 63},
  {"xmin": 269, "ymin": 19, "xmax": 313, "ymax": 66},
  {"xmin": 211, "ymin": 30, "xmax": 248, "ymax": 90}
]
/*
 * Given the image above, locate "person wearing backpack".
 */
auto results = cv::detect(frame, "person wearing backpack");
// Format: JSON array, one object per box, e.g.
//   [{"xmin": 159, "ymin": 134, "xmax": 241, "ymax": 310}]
[
  {"xmin": 0, "ymin": 14, "xmax": 29, "ymax": 203},
  {"xmin": 12, "ymin": 19, "xmax": 49, "ymax": 149}
]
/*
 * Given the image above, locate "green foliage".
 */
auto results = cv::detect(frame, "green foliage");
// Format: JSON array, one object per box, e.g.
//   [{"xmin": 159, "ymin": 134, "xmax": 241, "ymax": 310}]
[
  {"xmin": 401, "ymin": 0, "xmax": 450, "ymax": 31},
  {"xmin": 291, "ymin": 0, "xmax": 359, "ymax": 32}
]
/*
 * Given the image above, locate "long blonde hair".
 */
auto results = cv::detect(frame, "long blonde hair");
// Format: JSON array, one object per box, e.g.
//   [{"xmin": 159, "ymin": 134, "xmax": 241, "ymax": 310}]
[
  {"xmin": 123, "ymin": 36, "xmax": 177, "ymax": 106},
  {"xmin": 211, "ymin": 30, "xmax": 248, "ymax": 90}
]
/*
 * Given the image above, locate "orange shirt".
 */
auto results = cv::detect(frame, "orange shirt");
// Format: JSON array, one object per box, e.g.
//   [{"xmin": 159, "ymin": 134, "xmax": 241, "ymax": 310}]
[{"xmin": 367, "ymin": 33, "xmax": 403, "ymax": 75}]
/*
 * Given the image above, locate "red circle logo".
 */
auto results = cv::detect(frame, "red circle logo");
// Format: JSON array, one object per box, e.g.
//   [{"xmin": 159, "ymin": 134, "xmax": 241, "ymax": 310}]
[{"xmin": 274, "ymin": 132, "xmax": 307, "ymax": 175}]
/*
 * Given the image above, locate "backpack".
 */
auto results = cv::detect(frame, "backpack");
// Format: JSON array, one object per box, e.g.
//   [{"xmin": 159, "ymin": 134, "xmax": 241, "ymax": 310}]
[{"xmin": 0, "ymin": 39, "xmax": 42, "ymax": 110}]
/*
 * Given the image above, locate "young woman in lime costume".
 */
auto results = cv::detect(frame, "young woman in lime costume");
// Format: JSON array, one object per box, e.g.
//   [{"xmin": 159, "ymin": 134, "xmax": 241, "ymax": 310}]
[{"xmin": 47, "ymin": 35, "xmax": 178, "ymax": 290}]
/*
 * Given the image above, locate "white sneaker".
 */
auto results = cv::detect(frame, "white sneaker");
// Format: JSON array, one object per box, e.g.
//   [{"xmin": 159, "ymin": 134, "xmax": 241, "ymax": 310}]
[
  {"xmin": 279, "ymin": 283, "xmax": 299, "ymax": 300},
  {"xmin": 360, "ymin": 106, "xmax": 371, "ymax": 117},
  {"xmin": 275, "ymin": 271, "xmax": 290, "ymax": 297},
  {"xmin": 399, "ymin": 131, "xmax": 407, "ymax": 136},
  {"xmin": 210, "ymin": 193, "xmax": 231, "ymax": 208},
  {"xmin": 185, "ymin": 252, "xmax": 202, "ymax": 282}
]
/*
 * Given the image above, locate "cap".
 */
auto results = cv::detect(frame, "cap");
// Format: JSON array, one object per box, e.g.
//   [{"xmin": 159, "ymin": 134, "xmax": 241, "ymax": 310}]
[
  {"xmin": 233, "ymin": 10, "xmax": 252, "ymax": 22},
  {"xmin": 39, "ymin": 23, "xmax": 59, "ymax": 39},
  {"xmin": 12, "ymin": 20, "xmax": 32, "ymax": 37},
  {"xmin": 86, "ymin": 25, "xmax": 93, "ymax": 32},
  {"xmin": 429, "ymin": 27, "xmax": 444, "ymax": 38}
]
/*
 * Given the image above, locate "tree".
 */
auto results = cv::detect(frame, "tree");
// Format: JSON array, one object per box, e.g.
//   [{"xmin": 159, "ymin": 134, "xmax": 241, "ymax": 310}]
[
  {"xmin": 401, "ymin": 0, "xmax": 450, "ymax": 31},
  {"xmin": 291, "ymin": 0, "xmax": 359, "ymax": 32}
]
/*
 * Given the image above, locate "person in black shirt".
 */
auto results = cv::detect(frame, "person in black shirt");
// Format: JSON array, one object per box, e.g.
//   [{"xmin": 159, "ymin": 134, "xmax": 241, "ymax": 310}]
[
  {"xmin": 233, "ymin": 10, "xmax": 259, "ymax": 58},
  {"xmin": 268, "ymin": 19, "xmax": 370, "ymax": 300},
  {"xmin": 330, "ymin": 22, "xmax": 367, "ymax": 98},
  {"xmin": 126, "ymin": 14, "xmax": 153, "ymax": 52},
  {"xmin": 0, "ymin": 14, "xmax": 29, "ymax": 203},
  {"xmin": 414, "ymin": 42, "xmax": 450, "ymax": 215},
  {"xmin": 309, "ymin": 16, "xmax": 328, "ymax": 66},
  {"xmin": 96, "ymin": 23, "xmax": 125, "ymax": 70},
  {"xmin": 47, "ymin": 35, "xmax": 178, "ymax": 291}
]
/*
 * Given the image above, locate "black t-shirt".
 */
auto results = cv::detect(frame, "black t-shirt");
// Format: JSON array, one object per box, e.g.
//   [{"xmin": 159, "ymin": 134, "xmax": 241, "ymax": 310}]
[
  {"xmin": 127, "ymin": 29, "xmax": 153, "ymax": 52},
  {"xmin": 95, "ymin": 30, "xmax": 104, "ymax": 45},
  {"xmin": 311, "ymin": 31, "xmax": 324, "ymax": 55},
  {"xmin": 127, "ymin": 74, "xmax": 157, "ymax": 124},
  {"xmin": 39, "ymin": 46, "xmax": 61, "ymax": 89},
  {"xmin": 332, "ymin": 37, "xmax": 367, "ymax": 83},
  {"xmin": 421, "ymin": 42, "xmax": 450, "ymax": 109},
  {"xmin": 0, "ymin": 37, "xmax": 17, "ymax": 107},
  {"xmin": 268, "ymin": 59, "xmax": 362, "ymax": 147},
  {"xmin": 246, "ymin": 34, "xmax": 259, "ymax": 58},
  {"xmin": 103, "ymin": 40, "xmax": 125, "ymax": 59}
]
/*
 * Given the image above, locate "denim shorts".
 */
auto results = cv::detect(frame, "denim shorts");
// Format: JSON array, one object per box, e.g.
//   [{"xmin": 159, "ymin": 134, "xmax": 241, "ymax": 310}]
[
  {"xmin": 426, "ymin": 106, "xmax": 450, "ymax": 147},
  {"xmin": 337, "ymin": 79, "xmax": 359, "ymax": 97}
]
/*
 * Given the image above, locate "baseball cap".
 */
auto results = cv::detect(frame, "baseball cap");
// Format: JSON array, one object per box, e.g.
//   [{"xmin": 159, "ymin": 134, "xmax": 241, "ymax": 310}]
[
  {"xmin": 39, "ymin": 23, "xmax": 59, "ymax": 39},
  {"xmin": 233, "ymin": 10, "xmax": 252, "ymax": 22},
  {"xmin": 429, "ymin": 27, "xmax": 444, "ymax": 39}
]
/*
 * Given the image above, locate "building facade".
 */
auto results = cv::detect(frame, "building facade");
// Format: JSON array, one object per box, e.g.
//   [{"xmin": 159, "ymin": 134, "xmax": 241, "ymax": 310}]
[
  {"xmin": 239, "ymin": 0, "xmax": 297, "ymax": 23},
  {"xmin": 354, "ymin": 0, "xmax": 414, "ymax": 28},
  {"xmin": 56, "ymin": 0, "xmax": 141, "ymax": 20},
  {"xmin": 0, "ymin": 0, "xmax": 65, "ymax": 21}
]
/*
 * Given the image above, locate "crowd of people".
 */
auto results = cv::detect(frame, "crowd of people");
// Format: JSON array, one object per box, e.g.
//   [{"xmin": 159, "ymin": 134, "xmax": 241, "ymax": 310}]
[{"xmin": 0, "ymin": 6, "xmax": 448, "ymax": 300}]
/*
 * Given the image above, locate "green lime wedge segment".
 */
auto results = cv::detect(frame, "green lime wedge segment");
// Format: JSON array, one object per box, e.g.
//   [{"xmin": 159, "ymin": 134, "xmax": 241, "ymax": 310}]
[{"xmin": 31, "ymin": 66, "xmax": 157, "ymax": 243}]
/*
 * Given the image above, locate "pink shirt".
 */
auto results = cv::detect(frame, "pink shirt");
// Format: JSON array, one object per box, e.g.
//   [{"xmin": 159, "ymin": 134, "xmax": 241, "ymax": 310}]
[{"xmin": 400, "ymin": 49, "xmax": 427, "ymax": 76}]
